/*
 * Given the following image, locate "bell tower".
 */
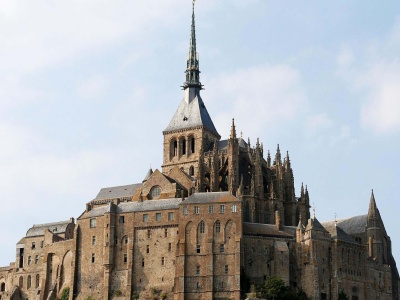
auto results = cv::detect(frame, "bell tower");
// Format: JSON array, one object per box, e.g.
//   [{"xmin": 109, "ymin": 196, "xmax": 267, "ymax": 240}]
[{"xmin": 161, "ymin": 1, "xmax": 220, "ymax": 189}]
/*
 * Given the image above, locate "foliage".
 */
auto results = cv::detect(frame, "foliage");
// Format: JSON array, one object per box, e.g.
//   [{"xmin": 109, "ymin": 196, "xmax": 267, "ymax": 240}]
[
  {"xmin": 257, "ymin": 276, "xmax": 309, "ymax": 300},
  {"xmin": 60, "ymin": 287, "xmax": 70, "ymax": 300},
  {"xmin": 160, "ymin": 293, "xmax": 167, "ymax": 299},
  {"xmin": 259, "ymin": 275, "xmax": 289, "ymax": 299},
  {"xmin": 338, "ymin": 290, "xmax": 349, "ymax": 300},
  {"xmin": 84, "ymin": 296, "xmax": 94, "ymax": 300},
  {"xmin": 131, "ymin": 292, "xmax": 140, "ymax": 300},
  {"xmin": 115, "ymin": 289, "xmax": 123, "ymax": 297}
]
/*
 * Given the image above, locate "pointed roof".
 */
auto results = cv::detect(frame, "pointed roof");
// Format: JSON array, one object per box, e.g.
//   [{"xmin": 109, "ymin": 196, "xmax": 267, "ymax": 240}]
[
  {"xmin": 164, "ymin": 94, "xmax": 219, "ymax": 136},
  {"xmin": 368, "ymin": 189, "xmax": 381, "ymax": 220},
  {"xmin": 142, "ymin": 168, "xmax": 153, "ymax": 183},
  {"xmin": 305, "ymin": 216, "xmax": 329, "ymax": 233}
]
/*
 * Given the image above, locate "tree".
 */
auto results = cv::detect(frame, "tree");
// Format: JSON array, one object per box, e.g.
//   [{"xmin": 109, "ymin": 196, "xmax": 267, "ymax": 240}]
[
  {"xmin": 259, "ymin": 276, "xmax": 289, "ymax": 300},
  {"xmin": 338, "ymin": 290, "xmax": 349, "ymax": 300}
]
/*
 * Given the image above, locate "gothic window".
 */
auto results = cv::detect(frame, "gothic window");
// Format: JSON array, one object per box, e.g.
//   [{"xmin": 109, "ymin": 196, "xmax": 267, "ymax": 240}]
[
  {"xmin": 173, "ymin": 140, "xmax": 178, "ymax": 157},
  {"xmin": 1, "ymin": 282, "xmax": 5, "ymax": 292},
  {"xmin": 27, "ymin": 275, "xmax": 31, "ymax": 289},
  {"xmin": 149, "ymin": 186, "xmax": 161, "ymax": 199},
  {"xmin": 35, "ymin": 274, "xmax": 39, "ymax": 288},
  {"xmin": 19, "ymin": 276, "xmax": 23, "ymax": 289},
  {"xmin": 189, "ymin": 166, "xmax": 194, "ymax": 176},
  {"xmin": 199, "ymin": 221, "xmax": 205, "ymax": 234}
]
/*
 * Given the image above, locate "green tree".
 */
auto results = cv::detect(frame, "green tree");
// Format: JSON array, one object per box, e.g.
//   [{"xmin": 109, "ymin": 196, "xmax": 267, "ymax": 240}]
[
  {"xmin": 260, "ymin": 276, "xmax": 289, "ymax": 300},
  {"xmin": 338, "ymin": 290, "xmax": 349, "ymax": 300}
]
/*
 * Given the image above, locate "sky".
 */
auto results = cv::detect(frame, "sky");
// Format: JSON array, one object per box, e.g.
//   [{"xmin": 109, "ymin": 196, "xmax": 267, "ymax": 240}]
[{"xmin": 0, "ymin": 0, "xmax": 399, "ymax": 267}]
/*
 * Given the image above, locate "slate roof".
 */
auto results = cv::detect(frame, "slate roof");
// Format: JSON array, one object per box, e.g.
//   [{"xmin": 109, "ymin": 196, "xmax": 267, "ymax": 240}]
[
  {"xmin": 164, "ymin": 95, "xmax": 219, "ymax": 136},
  {"xmin": 79, "ymin": 198, "xmax": 182, "ymax": 219},
  {"xmin": 95, "ymin": 183, "xmax": 142, "ymax": 200},
  {"xmin": 243, "ymin": 223, "xmax": 293, "ymax": 238},
  {"xmin": 306, "ymin": 216, "xmax": 329, "ymax": 233},
  {"xmin": 325, "ymin": 225, "xmax": 359, "ymax": 244},
  {"xmin": 322, "ymin": 214, "xmax": 367, "ymax": 235},
  {"xmin": 215, "ymin": 138, "xmax": 247, "ymax": 151},
  {"xmin": 26, "ymin": 220, "xmax": 72, "ymax": 238},
  {"xmin": 183, "ymin": 192, "xmax": 238, "ymax": 204}
]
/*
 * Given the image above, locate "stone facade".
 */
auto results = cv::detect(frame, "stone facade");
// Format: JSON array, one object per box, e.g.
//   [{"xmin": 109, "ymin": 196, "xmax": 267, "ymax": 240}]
[{"xmin": 0, "ymin": 4, "xmax": 399, "ymax": 300}]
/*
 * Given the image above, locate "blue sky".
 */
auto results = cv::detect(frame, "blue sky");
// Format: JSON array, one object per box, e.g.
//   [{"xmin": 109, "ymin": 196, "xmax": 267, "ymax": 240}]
[{"xmin": 0, "ymin": 0, "xmax": 399, "ymax": 267}]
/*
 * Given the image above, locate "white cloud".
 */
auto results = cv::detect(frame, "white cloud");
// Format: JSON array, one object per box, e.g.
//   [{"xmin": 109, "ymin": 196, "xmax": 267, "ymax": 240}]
[
  {"xmin": 305, "ymin": 113, "xmax": 333, "ymax": 135},
  {"xmin": 206, "ymin": 64, "xmax": 308, "ymax": 139},
  {"xmin": 359, "ymin": 61, "xmax": 400, "ymax": 134},
  {"xmin": 336, "ymin": 17, "xmax": 400, "ymax": 135}
]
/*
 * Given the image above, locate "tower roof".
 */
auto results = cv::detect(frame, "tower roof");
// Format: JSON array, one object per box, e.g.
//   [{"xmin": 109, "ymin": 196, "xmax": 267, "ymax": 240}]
[
  {"xmin": 164, "ymin": 1, "xmax": 219, "ymax": 137},
  {"xmin": 163, "ymin": 94, "xmax": 219, "ymax": 136},
  {"xmin": 368, "ymin": 189, "xmax": 381, "ymax": 220}
]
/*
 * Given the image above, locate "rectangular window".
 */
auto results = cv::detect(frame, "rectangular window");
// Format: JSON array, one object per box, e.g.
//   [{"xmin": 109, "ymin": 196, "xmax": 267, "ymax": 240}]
[
  {"xmin": 196, "ymin": 265, "xmax": 200, "ymax": 275},
  {"xmin": 91, "ymin": 253, "xmax": 95, "ymax": 263},
  {"xmin": 142, "ymin": 258, "xmax": 145, "ymax": 267},
  {"xmin": 168, "ymin": 243, "xmax": 172, "ymax": 252},
  {"xmin": 161, "ymin": 257, "xmax": 165, "ymax": 266},
  {"xmin": 143, "ymin": 214, "xmax": 149, "ymax": 222},
  {"xmin": 28, "ymin": 256, "xmax": 32, "ymax": 265},
  {"xmin": 164, "ymin": 228, "xmax": 168, "ymax": 237},
  {"xmin": 119, "ymin": 216, "xmax": 125, "ymax": 224},
  {"xmin": 40, "ymin": 241, "xmax": 44, "ymax": 248},
  {"xmin": 35, "ymin": 255, "xmax": 39, "ymax": 264},
  {"xmin": 92, "ymin": 236, "xmax": 96, "ymax": 245},
  {"xmin": 90, "ymin": 218, "xmax": 96, "ymax": 228},
  {"xmin": 209, "ymin": 205, "xmax": 214, "ymax": 214},
  {"xmin": 220, "ymin": 205, "xmax": 225, "ymax": 213},
  {"xmin": 220, "ymin": 244, "xmax": 225, "ymax": 253},
  {"xmin": 225, "ymin": 265, "xmax": 229, "ymax": 274},
  {"xmin": 32, "ymin": 242, "xmax": 35, "ymax": 249},
  {"xmin": 232, "ymin": 204, "xmax": 237, "ymax": 213},
  {"xmin": 146, "ymin": 245, "xmax": 149, "ymax": 254},
  {"xmin": 183, "ymin": 206, "xmax": 188, "ymax": 215},
  {"xmin": 156, "ymin": 213, "xmax": 162, "ymax": 221},
  {"xmin": 194, "ymin": 206, "xmax": 199, "ymax": 214},
  {"xmin": 168, "ymin": 212, "xmax": 174, "ymax": 221},
  {"xmin": 125, "ymin": 237, "xmax": 128, "ymax": 244},
  {"xmin": 147, "ymin": 229, "xmax": 151, "ymax": 239},
  {"xmin": 124, "ymin": 254, "xmax": 127, "ymax": 263},
  {"xmin": 196, "ymin": 244, "xmax": 201, "ymax": 254}
]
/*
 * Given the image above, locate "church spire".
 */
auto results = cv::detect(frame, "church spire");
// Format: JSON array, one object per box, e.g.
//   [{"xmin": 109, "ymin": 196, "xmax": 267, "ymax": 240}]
[{"xmin": 183, "ymin": 0, "xmax": 202, "ymax": 90}]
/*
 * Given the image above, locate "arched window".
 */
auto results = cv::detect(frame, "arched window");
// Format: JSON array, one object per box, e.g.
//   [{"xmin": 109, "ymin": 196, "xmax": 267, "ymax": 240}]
[
  {"xmin": 27, "ymin": 275, "xmax": 31, "ymax": 289},
  {"xmin": 19, "ymin": 276, "xmax": 23, "ymax": 289},
  {"xmin": 215, "ymin": 221, "xmax": 221, "ymax": 233},
  {"xmin": 182, "ymin": 138, "xmax": 186, "ymax": 155},
  {"xmin": 190, "ymin": 137, "xmax": 195, "ymax": 154},
  {"xmin": 199, "ymin": 221, "xmax": 205, "ymax": 234},
  {"xmin": 189, "ymin": 166, "xmax": 194, "ymax": 176},
  {"xmin": 36, "ymin": 274, "xmax": 40, "ymax": 288},
  {"xmin": 1, "ymin": 282, "xmax": 5, "ymax": 292}
]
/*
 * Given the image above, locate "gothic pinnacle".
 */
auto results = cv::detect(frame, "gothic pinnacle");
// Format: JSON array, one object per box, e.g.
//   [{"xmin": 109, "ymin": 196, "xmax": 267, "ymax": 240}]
[{"xmin": 230, "ymin": 118, "xmax": 236, "ymax": 139}]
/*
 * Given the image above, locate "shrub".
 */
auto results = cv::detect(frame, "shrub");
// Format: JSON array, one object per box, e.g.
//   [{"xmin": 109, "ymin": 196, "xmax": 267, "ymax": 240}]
[{"xmin": 60, "ymin": 287, "xmax": 70, "ymax": 300}]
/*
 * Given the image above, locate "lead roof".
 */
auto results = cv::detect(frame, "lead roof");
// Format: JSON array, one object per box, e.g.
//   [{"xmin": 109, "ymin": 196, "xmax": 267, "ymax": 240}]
[
  {"xmin": 26, "ymin": 220, "xmax": 72, "ymax": 237},
  {"xmin": 95, "ymin": 183, "xmax": 143, "ymax": 201}
]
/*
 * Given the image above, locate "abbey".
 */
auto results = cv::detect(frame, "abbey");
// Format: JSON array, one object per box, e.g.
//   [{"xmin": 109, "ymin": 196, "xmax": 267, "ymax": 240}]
[{"xmin": 0, "ymin": 4, "xmax": 398, "ymax": 300}]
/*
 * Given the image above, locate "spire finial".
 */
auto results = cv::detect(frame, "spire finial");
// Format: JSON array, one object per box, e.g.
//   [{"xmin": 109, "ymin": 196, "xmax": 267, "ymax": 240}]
[
  {"xmin": 183, "ymin": 0, "xmax": 202, "ymax": 90},
  {"xmin": 312, "ymin": 202, "xmax": 316, "ymax": 218},
  {"xmin": 334, "ymin": 212, "xmax": 337, "ymax": 226}
]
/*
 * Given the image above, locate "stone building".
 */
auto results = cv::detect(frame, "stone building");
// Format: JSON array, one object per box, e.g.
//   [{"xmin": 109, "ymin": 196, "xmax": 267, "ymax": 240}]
[{"xmin": 0, "ymin": 3, "xmax": 398, "ymax": 300}]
